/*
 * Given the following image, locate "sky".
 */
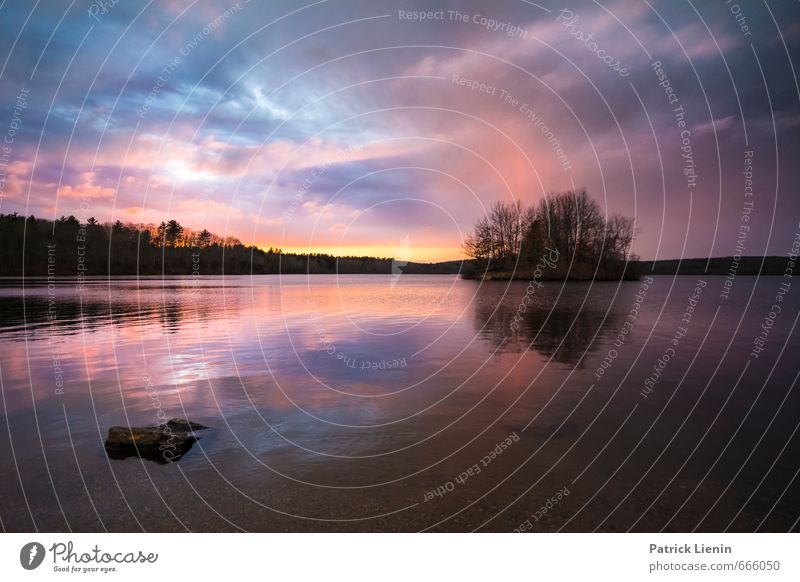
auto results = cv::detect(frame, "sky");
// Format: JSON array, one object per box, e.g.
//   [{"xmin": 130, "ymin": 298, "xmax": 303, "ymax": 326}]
[{"xmin": 0, "ymin": 0, "xmax": 798, "ymax": 262}]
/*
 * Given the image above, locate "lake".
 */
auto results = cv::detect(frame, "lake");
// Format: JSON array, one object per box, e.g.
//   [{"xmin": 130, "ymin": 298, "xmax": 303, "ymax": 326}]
[{"xmin": 0, "ymin": 274, "xmax": 798, "ymax": 532}]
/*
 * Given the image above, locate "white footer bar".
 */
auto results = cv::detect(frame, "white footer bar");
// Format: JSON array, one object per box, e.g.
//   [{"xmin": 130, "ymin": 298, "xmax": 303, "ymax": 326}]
[{"xmin": 1, "ymin": 533, "xmax": 796, "ymax": 581}]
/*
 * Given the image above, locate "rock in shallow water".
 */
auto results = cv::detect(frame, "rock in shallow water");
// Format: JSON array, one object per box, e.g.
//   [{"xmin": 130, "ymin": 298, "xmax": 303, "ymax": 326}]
[
  {"xmin": 160, "ymin": 418, "xmax": 208, "ymax": 432},
  {"xmin": 104, "ymin": 418, "xmax": 209, "ymax": 464}
]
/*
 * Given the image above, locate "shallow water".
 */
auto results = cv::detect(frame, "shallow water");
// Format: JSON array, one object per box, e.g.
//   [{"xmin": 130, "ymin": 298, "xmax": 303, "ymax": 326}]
[{"xmin": 0, "ymin": 274, "xmax": 798, "ymax": 531}]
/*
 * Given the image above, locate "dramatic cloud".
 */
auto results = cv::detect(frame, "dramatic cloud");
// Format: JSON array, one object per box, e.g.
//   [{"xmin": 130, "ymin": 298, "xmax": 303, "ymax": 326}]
[{"xmin": 0, "ymin": 0, "xmax": 798, "ymax": 260}]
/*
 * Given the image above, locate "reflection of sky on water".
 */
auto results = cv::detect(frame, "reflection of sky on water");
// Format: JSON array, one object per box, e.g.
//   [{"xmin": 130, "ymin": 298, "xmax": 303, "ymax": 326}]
[
  {"xmin": 3, "ymin": 275, "xmax": 798, "ymax": 417},
  {"xmin": 2, "ymin": 275, "xmax": 635, "ymax": 436},
  {"xmin": 1, "ymin": 275, "xmax": 800, "ymax": 530}
]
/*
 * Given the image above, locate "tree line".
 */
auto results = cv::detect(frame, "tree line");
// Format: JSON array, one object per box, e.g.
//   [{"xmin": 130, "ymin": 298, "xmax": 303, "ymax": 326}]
[
  {"xmin": 463, "ymin": 189, "xmax": 638, "ymax": 280},
  {"xmin": 0, "ymin": 213, "xmax": 394, "ymax": 276}
]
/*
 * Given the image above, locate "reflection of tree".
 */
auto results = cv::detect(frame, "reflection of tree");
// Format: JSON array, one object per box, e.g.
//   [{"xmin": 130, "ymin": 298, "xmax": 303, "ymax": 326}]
[
  {"xmin": 0, "ymin": 291, "xmax": 204, "ymax": 338},
  {"xmin": 160, "ymin": 301, "xmax": 183, "ymax": 333},
  {"xmin": 472, "ymin": 283, "xmax": 622, "ymax": 367},
  {"xmin": 0, "ymin": 295, "xmax": 124, "ymax": 338},
  {"xmin": 522, "ymin": 303, "xmax": 617, "ymax": 366}
]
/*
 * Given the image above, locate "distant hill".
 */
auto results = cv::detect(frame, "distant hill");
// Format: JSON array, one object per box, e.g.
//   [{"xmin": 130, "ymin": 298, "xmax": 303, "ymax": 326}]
[
  {"xmin": 402, "ymin": 256, "xmax": 792, "ymax": 279},
  {"xmin": 1, "ymin": 213, "xmax": 791, "ymax": 279},
  {"xmin": 400, "ymin": 260, "xmax": 468, "ymax": 275},
  {"xmin": 644, "ymin": 256, "xmax": 790, "ymax": 276}
]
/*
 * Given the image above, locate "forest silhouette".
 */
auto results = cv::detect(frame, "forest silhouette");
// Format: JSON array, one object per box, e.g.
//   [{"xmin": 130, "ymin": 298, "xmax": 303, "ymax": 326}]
[{"xmin": 0, "ymin": 213, "xmax": 394, "ymax": 276}]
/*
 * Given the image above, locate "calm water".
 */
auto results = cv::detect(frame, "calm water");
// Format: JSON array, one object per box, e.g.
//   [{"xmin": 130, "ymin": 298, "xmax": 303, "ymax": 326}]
[{"xmin": 0, "ymin": 274, "xmax": 798, "ymax": 532}]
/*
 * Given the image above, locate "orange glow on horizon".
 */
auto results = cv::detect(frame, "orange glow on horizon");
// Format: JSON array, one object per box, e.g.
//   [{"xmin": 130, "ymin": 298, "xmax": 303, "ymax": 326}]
[{"xmin": 266, "ymin": 244, "xmax": 466, "ymax": 263}]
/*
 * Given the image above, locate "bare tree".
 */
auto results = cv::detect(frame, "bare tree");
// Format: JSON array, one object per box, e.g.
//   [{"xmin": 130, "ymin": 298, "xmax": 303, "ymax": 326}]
[
  {"xmin": 464, "ymin": 200, "xmax": 531, "ymax": 269},
  {"xmin": 465, "ymin": 189, "xmax": 637, "ymax": 278},
  {"xmin": 464, "ymin": 215, "xmax": 493, "ymax": 265},
  {"xmin": 602, "ymin": 213, "xmax": 635, "ymax": 264}
]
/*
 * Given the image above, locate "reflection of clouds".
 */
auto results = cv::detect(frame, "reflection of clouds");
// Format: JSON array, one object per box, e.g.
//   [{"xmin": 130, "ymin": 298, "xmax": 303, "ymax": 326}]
[{"xmin": 0, "ymin": 276, "xmax": 473, "ymax": 406}]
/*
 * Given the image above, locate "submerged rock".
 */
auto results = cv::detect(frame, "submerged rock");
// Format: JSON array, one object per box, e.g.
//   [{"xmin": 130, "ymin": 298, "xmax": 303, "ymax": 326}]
[{"xmin": 104, "ymin": 418, "xmax": 209, "ymax": 464}]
